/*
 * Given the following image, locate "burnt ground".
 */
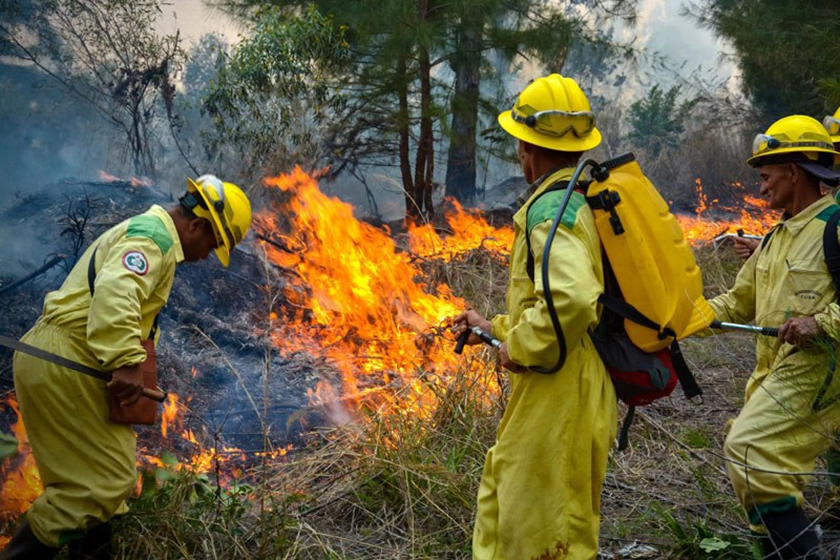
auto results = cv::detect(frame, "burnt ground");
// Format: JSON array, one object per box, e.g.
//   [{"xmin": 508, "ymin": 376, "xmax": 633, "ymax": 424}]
[{"xmin": 0, "ymin": 179, "xmax": 336, "ymax": 463}]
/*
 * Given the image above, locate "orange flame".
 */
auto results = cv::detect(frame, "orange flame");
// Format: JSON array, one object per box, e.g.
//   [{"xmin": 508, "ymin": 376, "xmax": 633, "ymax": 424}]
[
  {"xmin": 161, "ymin": 394, "xmax": 182, "ymax": 439},
  {"xmin": 258, "ymin": 167, "xmax": 498, "ymax": 421},
  {"xmin": 0, "ymin": 398, "xmax": 43, "ymax": 522},
  {"xmin": 407, "ymin": 199, "xmax": 513, "ymax": 262},
  {"xmin": 98, "ymin": 169, "xmax": 120, "ymax": 182},
  {"xmin": 676, "ymin": 179, "xmax": 779, "ymax": 244}
]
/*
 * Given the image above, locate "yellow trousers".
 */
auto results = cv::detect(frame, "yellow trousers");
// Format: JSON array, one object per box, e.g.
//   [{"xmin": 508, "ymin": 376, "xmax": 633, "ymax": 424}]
[
  {"xmin": 472, "ymin": 345, "xmax": 616, "ymax": 559},
  {"xmin": 725, "ymin": 350, "xmax": 840, "ymax": 530},
  {"xmin": 13, "ymin": 319, "xmax": 136, "ymax": 548}
]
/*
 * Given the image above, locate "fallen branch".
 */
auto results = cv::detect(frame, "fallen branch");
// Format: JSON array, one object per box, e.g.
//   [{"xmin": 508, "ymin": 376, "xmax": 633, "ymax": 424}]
[
  {"xmin": 0, "ymin": 254, "xmax": 67, "ymax": 296},
  {"xmin": 255, "ymin": 233, "xmax": 296, "ymax": 254}
]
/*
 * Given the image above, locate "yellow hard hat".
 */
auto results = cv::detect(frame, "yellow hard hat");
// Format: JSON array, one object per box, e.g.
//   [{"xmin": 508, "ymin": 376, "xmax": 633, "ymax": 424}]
[
  {"xmin": 185, "ymin": 174, "xmax": 252, "ymax": 267},
  {"xmin": 824, "ymin": 107, "xmax": 840, "ymax": 144},
  {"xmin": 498, "ymin": 73, "xmax": 602, "ymax": 152},
  {"xmin": 747, "ymin": 114, "xmax": 840, "ymax": 168}
]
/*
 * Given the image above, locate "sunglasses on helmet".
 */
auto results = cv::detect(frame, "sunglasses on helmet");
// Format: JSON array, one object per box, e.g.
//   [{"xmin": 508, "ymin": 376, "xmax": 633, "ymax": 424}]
[
  {"xmin": 823, "ymin": 115, "xmax": 840, "ymax": 137},
  {"xmin": 511, "ymin": 108, "xmax": 595, "ymax": 138},
  {"xmin": 751, "ymin": 134, "xmax": 834, "ymax": 157}
]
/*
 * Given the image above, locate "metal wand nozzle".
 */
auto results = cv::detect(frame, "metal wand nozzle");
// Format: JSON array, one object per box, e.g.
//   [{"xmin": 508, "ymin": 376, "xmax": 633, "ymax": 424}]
[{"xmin": 454, "ymin": 326, "xmax": 502, "ymax": 354}]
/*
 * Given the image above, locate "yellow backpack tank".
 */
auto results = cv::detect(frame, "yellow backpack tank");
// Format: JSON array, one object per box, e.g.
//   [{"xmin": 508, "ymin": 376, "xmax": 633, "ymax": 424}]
[{"xmin": 585, "ymin": 154, "xmax": 715, "ymax": 351}]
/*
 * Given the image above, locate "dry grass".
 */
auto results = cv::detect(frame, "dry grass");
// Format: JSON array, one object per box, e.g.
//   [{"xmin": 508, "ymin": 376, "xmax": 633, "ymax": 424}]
[{"xmin": 110, "ymin": 241, "xmax": 840, "ymax": 559}]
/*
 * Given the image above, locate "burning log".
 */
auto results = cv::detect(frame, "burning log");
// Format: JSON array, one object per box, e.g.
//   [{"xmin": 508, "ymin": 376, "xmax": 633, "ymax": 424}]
[{"xmin": 0, "ymin": 254, "xmax": 67, "ymax": 297}]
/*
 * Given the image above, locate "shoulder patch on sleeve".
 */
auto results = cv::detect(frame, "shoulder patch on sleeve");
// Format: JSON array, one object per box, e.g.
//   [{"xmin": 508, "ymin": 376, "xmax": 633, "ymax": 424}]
[
  {"xmin": 127, "ymin": 215, "xmax": 173, "ymax": 255},
  {"xmin": 122, "ymin": 250, "xmax": 149, "ymax": 275},
  {"xmin": 527, "ymin": 189, "xmax": 587, "ymax": 235}
]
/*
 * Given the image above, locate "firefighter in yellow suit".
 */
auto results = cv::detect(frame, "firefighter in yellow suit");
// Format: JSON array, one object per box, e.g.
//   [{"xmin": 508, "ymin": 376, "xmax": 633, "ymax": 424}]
[
  {"xmin": 708, "ymin": 115, "xmax": 840, "ymax": 559},
  {"xmin": 453, "ymin": 74, "xmax": 617, "ymax": 560},
  {"xmin": 1, "ymin": 176, "xmax": 252, "ymax": 559}
]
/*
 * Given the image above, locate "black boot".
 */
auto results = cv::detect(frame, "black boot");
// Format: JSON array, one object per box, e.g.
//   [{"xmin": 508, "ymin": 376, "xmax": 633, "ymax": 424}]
[
  {"xmin": 67, "ymin": 522, "xmax": 112, "ymax": 560},
  {"xmin": 760, "ymin": 507, "xmax": 822, "ymax": 559},
  {"xmin": 0, "ymin": 516, "xmax": 59, "ymax": 560}
]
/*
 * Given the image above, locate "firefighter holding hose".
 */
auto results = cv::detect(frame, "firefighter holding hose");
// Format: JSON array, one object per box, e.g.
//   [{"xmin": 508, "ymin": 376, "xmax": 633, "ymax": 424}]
[
  {"xmin": 708, "ymin": 115, "xmax": 840, "ymax": 558},
  {"xmin": 0, "ymin": 175, "xmax": 252, "ymax": 559},
  {"xmin": 452, "ymin": 74, "xmax": 616, "ymax": 559}
]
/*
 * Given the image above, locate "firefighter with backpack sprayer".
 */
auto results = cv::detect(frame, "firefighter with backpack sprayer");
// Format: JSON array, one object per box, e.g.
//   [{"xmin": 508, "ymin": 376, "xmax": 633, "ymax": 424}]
[
  {"xmin": 702, "ymin": 115, "xmax": 840, "ymax": 558},
  {"xmin": 452, "ymin": 74, "xmax": 617, "ymax": 560},
  {"xmin": 0, "ymin": 176, "xmax": 252, "ymax": 559}
]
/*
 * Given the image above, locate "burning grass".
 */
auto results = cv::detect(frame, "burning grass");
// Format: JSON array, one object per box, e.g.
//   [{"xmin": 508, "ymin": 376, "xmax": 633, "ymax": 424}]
[{"xmin": 6, "ymin": 168, "xmax": 840, "ymax": 558}]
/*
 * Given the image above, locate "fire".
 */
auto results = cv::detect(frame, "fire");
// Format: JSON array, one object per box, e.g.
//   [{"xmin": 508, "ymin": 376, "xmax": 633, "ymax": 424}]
[
  {"xmin": 97, "ymin": 170, "xmax": 152, "ymax": 187},
  {"xmin": 257, "ymin": 167, "xmax": 499, "ymax": 421},
  {"xmin": 98, "ymin": 169, "xmax": 120, "ymax": 182},
  {"xmin": 161, "ymin": 393, "xmax": 182, "ymax": 439},
  {"xmin": 0, "ymin": 398, "xmax": 43, "ymax": 522},
  {"xmin": 407, "ymin": 199, "xmax": 513, "ymax": 262},
  {"xmin": 675, "ymin": 179, "xmax": 779, "ymax": 244}
]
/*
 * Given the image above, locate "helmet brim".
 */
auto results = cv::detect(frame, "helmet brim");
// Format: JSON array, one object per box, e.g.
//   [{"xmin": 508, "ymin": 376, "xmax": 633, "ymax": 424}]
[
  {"xmin": 498, "ymin": 111, "xmax": 602, "ymax": 152},
  {"xmin": 797, "ymin": 161, "xmax": 840, "ymax": 186},
  {"xmin": 214, "ymin": 246, "xmax": 231, "ymax": 267},
  {"xmin": 187, "ymin": 177, "xmax": 234, "ymax": 259},
  {"xmin": 747, "ymin": 146, "xmax": 840, "ymax": 167}
]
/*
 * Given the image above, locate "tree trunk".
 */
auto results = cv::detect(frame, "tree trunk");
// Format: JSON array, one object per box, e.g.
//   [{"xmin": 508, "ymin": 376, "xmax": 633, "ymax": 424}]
[
  {"xmin": 445, "ymin": 19, "xmax": 481, "ymax": 204},
  {"xmin": 395, "ymin": 54, "xmax": 415, "ymax": 216},
  {"xmin": 413, "ymin": 43, "xmax": 433, "ymax": 221}
]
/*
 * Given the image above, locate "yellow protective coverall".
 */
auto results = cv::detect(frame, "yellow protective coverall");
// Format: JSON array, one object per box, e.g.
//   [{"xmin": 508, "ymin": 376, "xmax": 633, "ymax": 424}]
[
  {"xmin": 13, "ymin": 205, "xmax": 183, "ymax": 547},
  {"xmin": 474, "ymin": 167, "xmax": 618, "ymax": 560},
  {"xmin": 709, "ymin": 195, "xmax": 840, "ymax": 530}
]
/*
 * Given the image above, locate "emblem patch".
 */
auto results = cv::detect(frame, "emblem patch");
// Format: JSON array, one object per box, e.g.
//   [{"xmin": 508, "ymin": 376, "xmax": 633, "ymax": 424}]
[{"xmin": 122, "ymin": 251, "xmax": 149, "ymax": 275}]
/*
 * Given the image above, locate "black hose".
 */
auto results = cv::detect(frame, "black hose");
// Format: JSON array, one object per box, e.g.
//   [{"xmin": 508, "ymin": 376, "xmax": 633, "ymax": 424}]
[{"xmin": 530, "ymin": 158, "xmax": 600, "ymax": 373}]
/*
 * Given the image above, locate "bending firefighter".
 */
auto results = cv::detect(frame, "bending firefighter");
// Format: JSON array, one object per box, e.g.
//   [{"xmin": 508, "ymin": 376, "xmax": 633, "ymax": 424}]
[
  {"xmin": 707, "ymin": 116, "xmax": 840, "ymax": 558},
  {"xmin": 453, "ymin": 74, "xmax": 616, "ymax": 559},
  {"xmin": 1, "ymin": 175, "xmax": 252, "ymax": 559}
]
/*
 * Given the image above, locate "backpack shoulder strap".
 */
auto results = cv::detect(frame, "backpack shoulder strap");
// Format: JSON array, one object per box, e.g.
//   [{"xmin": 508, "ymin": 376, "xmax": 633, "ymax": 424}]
[
  {"xmin": 822, "ymin": 205, "xmax": 840, "ymax": 292},
  {"xmin": 759, "ymin": 224, "xmax": 779, "ymax": 251}
]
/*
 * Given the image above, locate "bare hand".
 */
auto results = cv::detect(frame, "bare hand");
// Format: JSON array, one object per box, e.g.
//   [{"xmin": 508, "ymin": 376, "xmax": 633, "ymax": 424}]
[
  {"xmin": 733, "ymin": 237, "xmax": 760, "ymax": 260},
  {"xmin": 499, "ymin": 343, "xmax": 526, "ymax": 373},
  {"xmin": 451, "ymin": 309, "xmax": 492, "ymax": 346},
  {"xmin": 107, "ymin": 364, "xmax": 144, "ymax": 406},
  {"xmin": 778, "ymin": 316, "xmax": 822, "ymax": 347}
]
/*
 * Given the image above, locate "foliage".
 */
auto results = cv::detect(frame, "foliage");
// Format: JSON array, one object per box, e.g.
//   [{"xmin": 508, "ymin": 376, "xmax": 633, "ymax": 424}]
[
  {"xmin": 215, "ymin": 0, "xmax": 639, "ymax": 219},
  {"xmin": 0, "ymin": 0, "xmax": 186, "ymax": 179},
  {"xmin": 685, "ymin": 0, "xmax": 840, "ymax": 120},
  {"xmin": 626, "ymin": 85, "xmax": 700, "ymax": 158},
  {"xmin": 200, "ymin": 5, "xmax": 349, "ymax": 182}
]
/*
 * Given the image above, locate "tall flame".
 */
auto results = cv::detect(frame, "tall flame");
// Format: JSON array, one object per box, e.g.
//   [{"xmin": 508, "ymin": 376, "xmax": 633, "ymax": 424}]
[{"xmin": 258, "ymin": 167, "xmax": 503, "ymax": 420}]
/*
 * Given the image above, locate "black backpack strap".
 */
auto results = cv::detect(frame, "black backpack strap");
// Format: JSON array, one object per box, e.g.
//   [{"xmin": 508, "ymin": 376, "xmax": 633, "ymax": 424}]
[
  {"xmin": 760, "ymin": 224, "xmax": 779, "ymax": 251},
  {"xmin": 87, "ymin": 244, "xmax": 159, "ymax": 338},
  {"xmin": 87, "ymin": 246, "xmax": 98, "ymax": 296},
  {"xmin": 669, "ymin": 339, "xmax": 702, "ymax": 399},
  {"xmin": 617, "ymin": 405, "xmax": 635, "ymax": 451},
  {"xmin": 823, "ymin": 206, "xmax": 840, "ymax": 292}
]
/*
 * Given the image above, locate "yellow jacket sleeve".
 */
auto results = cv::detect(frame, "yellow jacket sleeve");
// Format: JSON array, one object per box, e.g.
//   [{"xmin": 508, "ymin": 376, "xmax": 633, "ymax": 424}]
[
  {"xmin": 87, "ymin": 236, "xmax": 163, "ymax": 370},
  {"xmin": 506, "ymin": 220, "xmax": 601, "ymax": 369},
  {"xmin": 491, "ymin": 313, "xmax": 510, "ymax": 342},
  {"xmin": 708, "ymin": 251, "xmax": 758, "ymax": 325}
]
